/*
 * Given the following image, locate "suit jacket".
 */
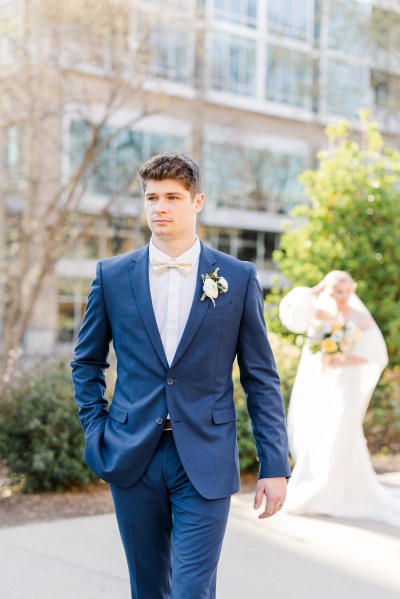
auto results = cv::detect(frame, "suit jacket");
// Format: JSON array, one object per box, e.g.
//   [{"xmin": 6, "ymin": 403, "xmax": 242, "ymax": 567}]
[{"xmin": 71, "ymin": 242, "xmax": 291, "ymax": 499}]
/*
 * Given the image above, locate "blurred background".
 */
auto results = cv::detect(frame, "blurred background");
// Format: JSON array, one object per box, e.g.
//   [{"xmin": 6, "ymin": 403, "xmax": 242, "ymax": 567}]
[{"xmin": 0, "ymin": 0, "xmax": 399, "ymax": 497}]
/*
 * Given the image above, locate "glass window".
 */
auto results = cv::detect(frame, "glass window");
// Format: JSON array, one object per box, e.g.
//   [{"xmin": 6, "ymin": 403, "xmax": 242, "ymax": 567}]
[
  {"xmin": 69, "ymin": 120, "xmax": 187, "ymax": 197},
  {"xmin": 264, "ymin": 232, "xmax": 278, "ymax": 260},
  {"xmin": 70, "ymin": 121, "xmax": 104, "ymax": 191},
  {"xmin": 205, "ymin": 143, "xmax": 244, "ymax": 207},
  {"xmin": 4, "ymin": 125, "xmax": 21, "ymax": 168},
  {"xmin": 105, "ymin": 216, "xmax": 136, "ymax": 257},
  {"xmin": 204, "ymin": 227, "xmax": 231, "ymax": 253},
  {"xmin": 205, "ymin": 142, "xmax": 305, "ymax": 213},
  {"xmin": 115, "ymin": 130, "xmax": 143, "ymax": 190},
  {"xmin": 89, "ymin": 126, "xmax": 111, "ymax": 195},
  {"xmin": 148, "ymin": 21, "xmax": 192, "ymax": 83},
  {"xmin": 314, "ymin": 0, "xmax": 323, "ymax": 43},
  {"xmin": 106, "ymin": 233, "xmax": 134, "ymax": 257},
  {"xmin": 213, "ymin": 0, "xmax": 257, "ymax": 29},
  {"xmin": 371, "ymin": 72, "xmax": 388, "ymax": 108},
  {"xmin": 147, "ymin": 133, "xmax": 186, "ymax": 158},
  {"xmin": 57, "ymin": 278, "xmax": 91, "ymax": 344},
  {"xmin": 70, "ymin": 120, "xmax": 88, "ymax": 162},
  {"xmin": 204, "ymin": 227, "xmax": 280, "ymax": 269},
  {"xmin": 237, "ymin": 230, "xmax": 279, "ymax": 265},
  {"xmin": 57, "ymin": 302, "xmax": 76, "ymax": 343},
  {"xmin": 325, "ymin": 59, "xmax": 367, "ymax": 117},
  {"xmin": 266, "ymin": 45, "xmax": 310, "ymax": 107},
  {"xmin": 211, "ymin": 32, "xmax": 256, "ymax": 96},
  {"xmin": 371, "ymin": 6, "xmax": 400, "ymax": 56},
  {"xmin": 237, "ymin": 229, "xmax": 257, "ymax": 262},
  {"xmin": 80, "ymin": 233, "xmax": 100, "ymax": 259},
  {"xmin": 371, "ymin": 71, "xmax": 400, "ymax": 113},
  {"xmin": 66, "ymin": 215, "xmax": 100, "ymax": 260},
  {"xmin": 216, "ymin": 231, "xmax": 232, "ymax": 255},
  {"xmin": 328, "ymin": 0, "xmax": 369, "ymax": 55},
  {"xmin": 268, "ymin": 0, "xmax": 311, "ymax": 41},
  {"xmin": 54, "ymin": 4, "xmax": 130, "ymax": 74}
]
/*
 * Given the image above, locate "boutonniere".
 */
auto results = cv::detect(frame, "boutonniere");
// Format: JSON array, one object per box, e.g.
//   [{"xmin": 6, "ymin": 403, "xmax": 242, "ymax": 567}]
[{"xmin": 200, "ymin": 267, "xmax": 228, "ymax": 307}]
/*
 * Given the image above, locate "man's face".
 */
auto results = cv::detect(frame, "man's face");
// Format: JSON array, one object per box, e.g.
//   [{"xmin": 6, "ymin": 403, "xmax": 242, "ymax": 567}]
[{"xmin": 144, "ymin": 179, "xmax": 205, "ymax": 242}]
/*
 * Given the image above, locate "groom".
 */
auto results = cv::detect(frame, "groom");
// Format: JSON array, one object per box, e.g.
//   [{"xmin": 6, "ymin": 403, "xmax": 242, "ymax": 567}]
[{"xmin": 71, "ymin": 153, "xmax": 290, "ymax": 599}]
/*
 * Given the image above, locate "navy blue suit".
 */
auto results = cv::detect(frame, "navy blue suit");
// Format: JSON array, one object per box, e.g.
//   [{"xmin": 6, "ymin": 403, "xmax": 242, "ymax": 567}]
[{"xmin": 71, "ymin": 242, "xmax": 290, "ymax": 598}]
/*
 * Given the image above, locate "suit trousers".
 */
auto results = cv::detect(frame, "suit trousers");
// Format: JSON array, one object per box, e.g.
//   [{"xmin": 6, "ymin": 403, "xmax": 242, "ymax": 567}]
[{"xmin": 110, "ymin": 431, "xmax": 231, "ymax": 599}]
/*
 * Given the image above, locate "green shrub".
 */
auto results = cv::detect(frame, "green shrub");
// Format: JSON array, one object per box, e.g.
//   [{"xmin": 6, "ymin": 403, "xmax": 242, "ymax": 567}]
[
  {"xmin": 233, "ymin": 362, "xmax": 257, "ymax": 471},
  {"xmin": 233, "ymin": 333, "xmax": 300, "ymax": 471},
  {"xmin": 235, "ymin": 400, "xmax": 258, "ymax": 472},
  {"xmin": 0, "ymin": 360, "xmax": 97, "ymax": 493},
  {"xmin": 268, "ymin": 332, "xmax": 301, "ymax": 413},
  {"xmin": 364, "ymin": 366, "xmax": 400, "ymax": 454}
]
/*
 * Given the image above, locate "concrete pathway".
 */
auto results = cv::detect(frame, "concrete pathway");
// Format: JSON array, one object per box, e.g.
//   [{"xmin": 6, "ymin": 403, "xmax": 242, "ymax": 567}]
[{"xmin": 1, "ymin": 473, "xmax": 399, "ymax": 598}]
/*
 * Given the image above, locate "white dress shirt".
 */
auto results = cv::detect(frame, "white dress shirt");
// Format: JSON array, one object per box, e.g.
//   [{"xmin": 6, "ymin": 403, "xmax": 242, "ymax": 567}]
[{"xmin": 149, "ymin": 236, "xmax": 201, "ymax": 366}]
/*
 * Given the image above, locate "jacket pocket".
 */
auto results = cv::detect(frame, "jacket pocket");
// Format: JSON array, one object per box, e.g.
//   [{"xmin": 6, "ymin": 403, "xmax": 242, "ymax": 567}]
[
  {"xmin": 108, "ymin": 402, "xmax": 128, "ymax": 424},
  {"xmin": 205, "ymin": 300, "xmax": 235, "ymax": 316},
  {"xmin": 212, "ymin": 406, "xmax": 237, "ymax": 424}
]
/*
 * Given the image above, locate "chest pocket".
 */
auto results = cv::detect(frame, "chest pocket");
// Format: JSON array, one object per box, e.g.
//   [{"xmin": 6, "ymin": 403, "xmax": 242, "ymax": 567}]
[{"xmin": 204, "ymin": 300, "xmax": 236, "ymax": 317}]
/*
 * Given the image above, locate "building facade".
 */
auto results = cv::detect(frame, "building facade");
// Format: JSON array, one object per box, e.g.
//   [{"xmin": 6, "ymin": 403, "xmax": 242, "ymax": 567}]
[{"xmin": 1, "ymin": 0, "xmax": 400, "ymax": 356}]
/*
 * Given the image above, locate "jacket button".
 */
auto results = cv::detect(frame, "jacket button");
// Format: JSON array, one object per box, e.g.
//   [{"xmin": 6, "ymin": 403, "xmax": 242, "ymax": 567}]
[
  {"xmin": 166, "ymin": 377, "xmax": 174, "ymax": 385},
  {"xmin": 156, "ymin": 417, "xmax": 164, "ymax": 425}
]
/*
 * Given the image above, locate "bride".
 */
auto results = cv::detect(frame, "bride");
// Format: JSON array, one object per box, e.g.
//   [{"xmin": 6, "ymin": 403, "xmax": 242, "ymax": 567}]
[{"xmin": 279, "ymin": 270, "xmax": 400, "ymax": 525}]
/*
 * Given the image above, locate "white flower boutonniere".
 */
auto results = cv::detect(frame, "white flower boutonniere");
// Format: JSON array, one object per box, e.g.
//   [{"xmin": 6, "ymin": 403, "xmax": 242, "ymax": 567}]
[{"xmin": 200, "ymin": 267, "xmax": 228, "ymax": 307}]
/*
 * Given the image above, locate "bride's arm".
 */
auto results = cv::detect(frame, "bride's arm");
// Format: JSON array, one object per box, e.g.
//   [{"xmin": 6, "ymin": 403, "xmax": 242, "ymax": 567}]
[
  {"xmin": 279, "ymin": 287, "xmax": 318, "ymax": 333},
  {"xmin": 326, "ymin": 354, "xmax": 368, "ymax": 368}
]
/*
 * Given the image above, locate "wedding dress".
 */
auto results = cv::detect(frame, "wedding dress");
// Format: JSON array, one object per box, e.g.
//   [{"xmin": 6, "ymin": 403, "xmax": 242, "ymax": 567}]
[{"xmin": 279, "ymin": 287, "xmax": 400, "ymax": 526}]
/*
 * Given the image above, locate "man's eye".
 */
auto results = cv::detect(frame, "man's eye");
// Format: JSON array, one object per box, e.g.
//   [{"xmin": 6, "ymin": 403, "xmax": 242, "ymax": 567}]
[{"xmin": 147, "ymin": 197, "xmax": 156, "ymax": 201}]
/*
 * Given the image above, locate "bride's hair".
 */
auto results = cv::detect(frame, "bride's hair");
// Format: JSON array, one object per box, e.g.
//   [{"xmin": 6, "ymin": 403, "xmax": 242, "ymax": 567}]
[{"xmin": 323, "ymin": 270, "xmax": 357, "ymax": 295}]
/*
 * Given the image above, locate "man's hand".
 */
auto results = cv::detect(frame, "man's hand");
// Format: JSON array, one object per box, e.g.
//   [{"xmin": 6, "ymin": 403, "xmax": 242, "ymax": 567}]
[{"xmin": 253, "ymin": 477, "xmax": 287, "ymax": 519}]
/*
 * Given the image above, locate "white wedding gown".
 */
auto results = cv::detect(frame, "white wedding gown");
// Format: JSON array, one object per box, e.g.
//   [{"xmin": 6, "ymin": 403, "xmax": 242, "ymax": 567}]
[{"xmin": 279, "ymin": 287, "xmax": 400, "ymax": 526}]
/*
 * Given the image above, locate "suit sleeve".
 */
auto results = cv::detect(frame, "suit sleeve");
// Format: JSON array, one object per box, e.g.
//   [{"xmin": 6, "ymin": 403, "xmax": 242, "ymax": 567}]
[
  {"xmin": 70, "ymin": 261, "xmax": 112, "ymax": 438},
  {"xmin": 237, "ymin": 264, "xmax": 291, "ymax": 479}
]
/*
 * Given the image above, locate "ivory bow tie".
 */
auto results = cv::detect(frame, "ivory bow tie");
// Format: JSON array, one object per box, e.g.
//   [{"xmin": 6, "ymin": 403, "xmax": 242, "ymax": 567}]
[{"xmin": 152, "ymin": 259, "xmax": 193, "ymax": 277}]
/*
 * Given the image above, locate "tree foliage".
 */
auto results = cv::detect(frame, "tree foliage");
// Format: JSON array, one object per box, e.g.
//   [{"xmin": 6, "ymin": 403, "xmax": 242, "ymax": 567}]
[
  {"xmin": 0, "ymin": 0, "xmax": 161, "ymax": 391},
  {"xmin": 268, "ymin": 112, "xmax": 400, "ymax": 366}
]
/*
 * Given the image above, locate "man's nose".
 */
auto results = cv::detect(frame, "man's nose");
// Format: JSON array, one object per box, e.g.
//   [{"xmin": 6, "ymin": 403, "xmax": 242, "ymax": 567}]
[{"xmin": 155, "ymin": 197, "xmax": 168, "ymax": 213}]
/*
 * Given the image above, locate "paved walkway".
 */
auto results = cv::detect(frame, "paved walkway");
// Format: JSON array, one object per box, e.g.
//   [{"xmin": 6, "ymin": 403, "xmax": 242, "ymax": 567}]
[{"xmin": 1, "ymin": 473, "xmax": 399, "ymax": 598}]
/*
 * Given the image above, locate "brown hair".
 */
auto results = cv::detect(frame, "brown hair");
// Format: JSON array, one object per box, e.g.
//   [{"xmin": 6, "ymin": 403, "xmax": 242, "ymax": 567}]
[{"xmin": 138, "ymin": 153, "xmax": 202, "ymax": 198}]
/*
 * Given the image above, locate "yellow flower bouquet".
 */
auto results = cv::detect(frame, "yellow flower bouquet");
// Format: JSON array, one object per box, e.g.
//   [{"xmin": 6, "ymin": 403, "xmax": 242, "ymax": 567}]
[{"xmin": 307, "ymin": 321, "xmax": 360, "ymax": 357}]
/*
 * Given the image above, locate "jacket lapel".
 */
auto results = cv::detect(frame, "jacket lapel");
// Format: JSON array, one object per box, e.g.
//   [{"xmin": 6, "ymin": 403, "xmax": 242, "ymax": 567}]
[
  {"xmin": 171, "ymin": 243, "xmax": 217, "ymax": 368},
  {"xmin": 128, "ymin": 245, "xmax": 169, "ymax": 370}
]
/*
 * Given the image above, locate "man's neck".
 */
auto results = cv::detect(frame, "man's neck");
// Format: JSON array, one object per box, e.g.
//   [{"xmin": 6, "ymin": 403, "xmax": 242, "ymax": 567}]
[{"xmin": 151, "ymin": 235, "xmax": 197, "ymax": 258}]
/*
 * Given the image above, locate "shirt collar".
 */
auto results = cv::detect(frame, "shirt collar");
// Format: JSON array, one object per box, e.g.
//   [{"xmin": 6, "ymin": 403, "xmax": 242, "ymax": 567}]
[{"xmin": 149, "ymin": 236, "xmax": 201, "ymax": 268}]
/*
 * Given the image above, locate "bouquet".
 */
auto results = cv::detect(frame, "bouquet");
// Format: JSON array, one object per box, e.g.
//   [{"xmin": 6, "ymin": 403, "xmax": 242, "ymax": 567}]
[{"xmin": 307, "ymin": 320, "xmax": 360, "ymax": 357}]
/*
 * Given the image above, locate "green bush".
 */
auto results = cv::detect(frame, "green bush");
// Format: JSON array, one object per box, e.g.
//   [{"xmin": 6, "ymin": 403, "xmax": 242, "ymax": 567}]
[
  {"xmin": 233, "ymin": 362, "xmax": 256, "ymax": 471},
  {"xmin": 268, "ymin": 332, "xmax": 301, "ymax": 413},
  {"xmin": 233, "ymin": 332, "xmax": 300, "ymax": 471},
  {"xmin": 235, "ymin": 400, "xmax": 258, "ymax": 472},
  {"xmin": 0, "ymin": 360, "xmax": 97, "ymax": 493},
  {"xmin": 364, "ymin": 366, "xmax": 400, "ymax": 454}
]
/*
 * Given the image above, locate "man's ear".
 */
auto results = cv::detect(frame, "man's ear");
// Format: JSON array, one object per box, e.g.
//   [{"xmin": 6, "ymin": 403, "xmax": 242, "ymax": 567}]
[{"xmin": 194, "ymin": 193, "xmax": 205, "ymax": 213}]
